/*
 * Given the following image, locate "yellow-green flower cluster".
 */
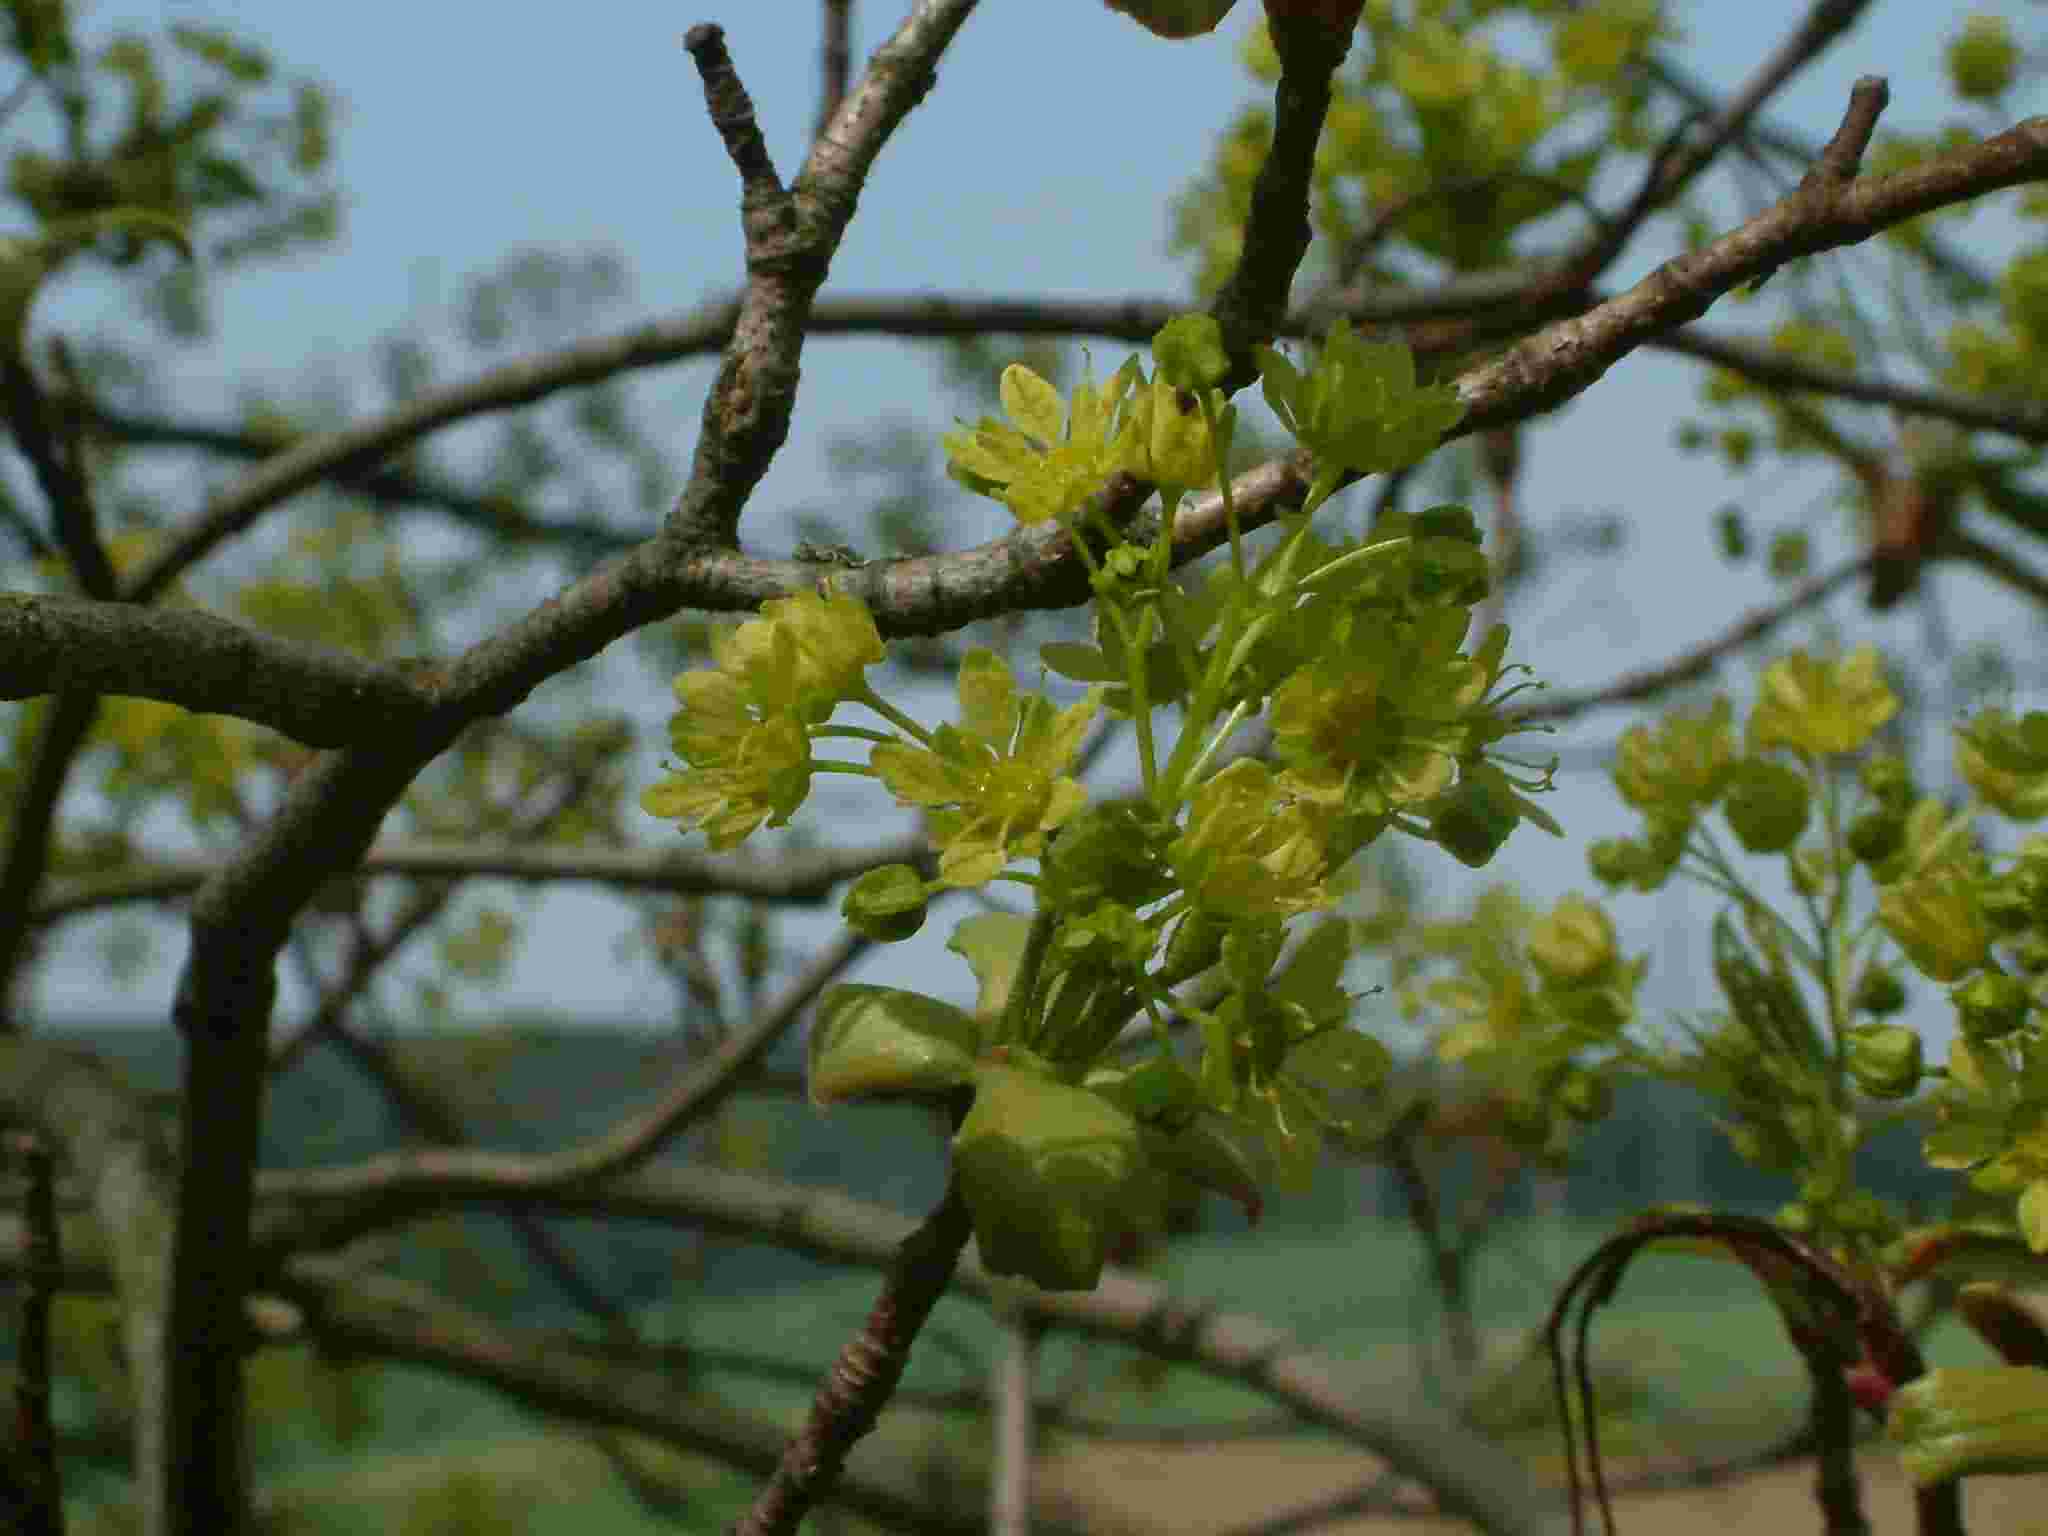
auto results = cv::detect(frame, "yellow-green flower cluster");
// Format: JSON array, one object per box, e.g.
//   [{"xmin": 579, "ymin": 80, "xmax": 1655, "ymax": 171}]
[
  {"xmin": 641, "ymin": 590, "xmax": 882, "ymax": 849},
  {"xmin": 871, "ymin": 649, "xmax": 1099, "ymax": 887},
  {"xmin": 1168, "ymin": 759, "xmax": 1334, "ymax": 920},
  {"xmin": 1593, "ymin": 648, "xmax": 1899, "ymax": 892},
  {"xmin": 1268, "ymin": 609, "xmax": 1510, "ymax": 816}
]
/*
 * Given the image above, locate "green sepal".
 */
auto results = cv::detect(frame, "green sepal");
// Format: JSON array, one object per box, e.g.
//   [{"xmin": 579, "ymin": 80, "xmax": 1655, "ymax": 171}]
[
  {"xmin": 1888, "ymin": 1366, "xmax": 2048, "ymax": 1484},
  {"xmin": 954, "ymin": 1061, "xmax": 1150, "ymax": 1291},
  {"xmin": 807, "ymin": 984, "xmax": 981, "ymax": 1106}
]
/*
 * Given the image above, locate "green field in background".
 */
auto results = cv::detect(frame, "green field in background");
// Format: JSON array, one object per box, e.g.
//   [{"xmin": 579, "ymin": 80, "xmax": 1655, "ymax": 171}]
[{"xmin": 64, "ymin": 1216, "xmax": 2004, "ymax": 1534}]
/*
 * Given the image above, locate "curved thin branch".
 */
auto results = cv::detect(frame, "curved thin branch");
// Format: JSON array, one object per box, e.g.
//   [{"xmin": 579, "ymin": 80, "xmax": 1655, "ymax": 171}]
[
  {"xmin": 1646, "ymin": 0, "xmax": 1873, "ymax": 205},
  {"xmin": 1510, "ymin": 557, "xmax": 1870, "ymax": 724},
  {"xmin": 31, "ymin": 833, "xmax": 928, "ymax": 926},
  {"xmin": 85, "ymin": 406, "xmax": 638, "ymax": 556},
  {"xmin": 251, "ymin": 1160, "xmax": 1561, "ymax": 1536},
  {"xmin": 1654, "ymin": 327, "xmax": 2048, "ymax": 443},
  {"xmin": 277, "ymin": 1256, "xmax": 1061, "ymax": 1536}
]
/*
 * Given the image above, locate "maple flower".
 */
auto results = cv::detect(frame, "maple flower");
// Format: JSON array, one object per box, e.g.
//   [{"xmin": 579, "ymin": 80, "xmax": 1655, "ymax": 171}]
[
  {"xmin": 944, "ymin": 362, "xmax": 1135, "ymax": 525},
  {"xmin": 713, "ymin": 588, "xmax": 883, "ymax": 724},
  {"xmin": 1168, "ymin": 758, "xmax": 1333, "ymax": 920},
  {"xmin": 1748, "ymin": 646, "xmax": 1898, "ymax": 756},
  {"xmin": 641, "ymin": 670, "xmax": 813, "ymax": 849},
  {"xmin": 870, "ymin": 650, "xmax": 1100, "ymax": 886},
  {"xmin": 1611, "ymin": 696, "xmax": 1737, "ymax": 818},
  {"xmin": 1268, "ymin": 609, "xmax": 1506, "ymax": 815}
]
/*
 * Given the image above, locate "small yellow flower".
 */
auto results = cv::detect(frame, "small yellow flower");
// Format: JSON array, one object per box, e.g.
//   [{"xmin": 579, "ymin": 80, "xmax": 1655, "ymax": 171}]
[
  {"xmin": 1120, "ymin": 372, "xmax": 1219, "ymax": 488},
  {"xmin": 641, "ymin": 711, "xmax": 811, "ymax": 850},
  {"xmin": 1612, "ymin": 696, "xmax": 1736, "ymax": 816},
  {"xmin": 944, "ymin": 362, "xmax": 1135, "ymax": 525},
  {"xmin": 713, "ymin": 589, "xmax": 882, "ymax": 723},
  {"xmin": 871, "ymin": 650, "xmax": 1099, "ymax": 886},
  {"xmin": 1169, "ymin": 758, "xmax": 1333, "ymax": 919},
  {"xmin": 1750, "ymin": 646, "xmax": 1898, "ymax": 757}
]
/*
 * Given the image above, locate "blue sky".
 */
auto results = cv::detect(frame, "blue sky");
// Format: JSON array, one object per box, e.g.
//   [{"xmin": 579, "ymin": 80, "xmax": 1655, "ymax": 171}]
[{"xmin": 26, "ymin": 2, "xmax": 2048, "ymax": 1050}]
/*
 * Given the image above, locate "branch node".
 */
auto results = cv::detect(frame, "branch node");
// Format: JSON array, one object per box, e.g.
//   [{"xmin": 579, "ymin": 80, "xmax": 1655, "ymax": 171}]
[
  {"xmin": 685, "ymin": 23, "xmax": 784, "ymax": 200},
  {"xmin": 1810, "ymin": 75, "xmax": 1889, "ymax": 186}
]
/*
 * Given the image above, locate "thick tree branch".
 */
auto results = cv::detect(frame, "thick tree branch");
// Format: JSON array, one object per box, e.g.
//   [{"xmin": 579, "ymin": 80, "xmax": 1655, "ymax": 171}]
[
  {"xmin": 0, "ymin": 693, "xmax": 96, "ymax": 1012},
  {"xmin": 0, "ymin": 592, "xmax": 435, "ymax": 745},
  {"xmin": 152, "ymin": 9, "xmax": 977, "ymax": 1529},
  {"xmin": 1209, "ymin": 11, "xmax": 1355, "ymax": 389}
]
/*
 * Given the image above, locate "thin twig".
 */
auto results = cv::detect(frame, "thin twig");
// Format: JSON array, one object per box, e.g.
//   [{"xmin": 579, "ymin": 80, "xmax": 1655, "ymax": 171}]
[
  {"xmin": 1510, "ymin": 557, "xmax": 1869, "ymax": 724},
  {"xmin": 817, "ymin": 0, "xmax": 853, "ymax": 142},
  {"xmin": 733, "ymin": 1179, "xmax": 977, "ymax": 1536}
]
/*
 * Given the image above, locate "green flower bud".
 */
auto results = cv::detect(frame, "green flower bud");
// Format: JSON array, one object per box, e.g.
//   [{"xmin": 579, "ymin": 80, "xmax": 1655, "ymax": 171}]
[
  {"xmin": 1799, "ymin": 1165, "xmax": 1847, "ymax": 1206},
  {"xmin": 1947, "ymin": 13, "xmax": 2019, "ymax": 101},
  {"xmin": 1413, "ymin": 503, "xmax": 1483, "ymax": 545},
  {"xmin": 1723, "ymin": 756, "xmax": 1810, "ymax": 854},
  {"xmin": 1979, "ymin": 868, "xmax": 2040, "ymax": 935},
  {"xmin": 1553, "ymin": 1068, "xmax": 1613, "ymax": 1123},
  {"xmin": 1832, "ymin": 1190, "xmax": 1893, "ymax": 1237},
  {"xmin": 1725, "ymin": 1123, "xmax": 1770, "ymax": 1166},
  {"xmin": 2013, "ymin": 935, "xmax": 2048, "ymax": 976},
  {"xmin": 1430, "ymin": 773, "xmax": 1518, "ymax": 869},
  {"xmin": 841, "ymin": 864, "xmax": 930, "ymax": 943},
  {"xmin": 1151, "ymin": 313, "xmax": 1230, "ymax": 391},
  {"xmin": 1847, "ymin": 810, "xmax": 1905, "ymax": 865},
  {"xmin": 1953, "ymin": 970, "xmax": 2031, "ymax": 1042},
  {"xmin": 1860, "ymin": 752, "xmax": 1915, "ymax": 810},
  {"xmin": 1846, "ymin": 1024, "xmax": 1924, "ymax": 1100},
  {"xmin": 1853, "ymin": 967, "xmax": 1908, "ymax": 1017},
  {"xmin": 1501, "ymin": 1098, "xmax": 1551, "ymax": 1149},
  {"xmin": 1587, "ymin": 837, "xmax": 1641, "ymax": 888},
  {"xmin": 1528, "ymin": 894, "xmax": 1617, "ymax": 987}
]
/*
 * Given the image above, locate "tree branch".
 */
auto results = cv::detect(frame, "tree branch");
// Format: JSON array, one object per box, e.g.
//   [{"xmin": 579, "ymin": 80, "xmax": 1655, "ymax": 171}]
[
  {"xmin": 1510, "ymin": 557, "xmax": 1870, "ymax": 725},
  {"xmin": 84, "ymin": 406, "xmax": 638, "ymax": 556},
  {"xmin": 31, "ymin": 833, "xmax": 927, "ymax": 926},
  {"xmin": 0, "ymin": 592, "xmax": 435, "ymax": 745},
  {"xmin": 250, "ymin": 1159, "xmax": 1560, "ymax": 1536},
  {"xmin": 277, "ymin": 1256, "xmax": 1047, "ymax": 1536},
  {"xmin": 151, "ymin": 8, "xmax": 979, "ymax": 1527}
]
